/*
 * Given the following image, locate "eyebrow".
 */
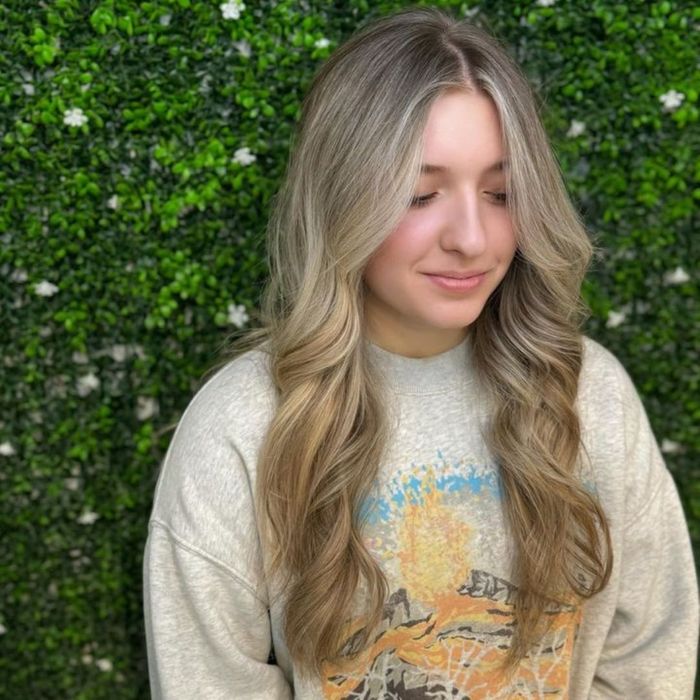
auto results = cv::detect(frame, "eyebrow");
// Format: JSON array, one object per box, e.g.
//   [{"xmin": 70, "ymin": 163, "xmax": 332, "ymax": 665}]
[{"xmin": 420, "ymin": 159, "xmax": 509, "ymax": 175}]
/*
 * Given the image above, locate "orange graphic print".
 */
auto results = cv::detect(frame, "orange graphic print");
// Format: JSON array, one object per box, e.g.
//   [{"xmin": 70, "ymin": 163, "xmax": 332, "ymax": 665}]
[
  {"xmin": 321, "ymin": 459, "xmax": 581, "ymax": 699},
  {"xmin": 397, "ymin": 469, "xmax": 474, "ymax": 603}
]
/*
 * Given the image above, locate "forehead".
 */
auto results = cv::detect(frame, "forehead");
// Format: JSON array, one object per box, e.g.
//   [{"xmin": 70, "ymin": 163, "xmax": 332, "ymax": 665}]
[{"xmin": 421, "ymin": 89, "xmax": 506, "ymax": 177}]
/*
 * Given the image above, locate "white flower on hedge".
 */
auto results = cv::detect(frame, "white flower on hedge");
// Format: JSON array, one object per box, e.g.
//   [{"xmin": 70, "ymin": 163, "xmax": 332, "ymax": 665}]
[
  {"xmin": 108, "ymin": 344, "xmax": 128, "ymax": 362},
  {"xmin": 72, "ymin": 351, "xmax": 89, "ymax": 364},
  {"xmin": 77, "ymin": 510, "xmax": 99, "ymax": 525},
  {"xmin": 233, "ymin": 40, "xmax": 251, "ymax": 57},
  {"xmin": 566, "ymin": 119, "xmax": 586, "ymax": 138},
  {"xmin": 137, "ymin": 396, "xmax": 159, "ymax": 421},
  {"xmin": 535, "ymin": 0, "xmax": 556, "ymax": 5},
  {"xmin": 606, "ymin": 309, "xmax": 626, "ymax": 328},
  {"xmin": 95, "ymin": 658, "xmax": 113, "ymax": 672},
  {"xmin": 81, "ymin": 654, "xmax": 93, "ymax": 665},
  {"xmin": 64, "ymin": 477, "xmax": 80, "ymax": 491},
  {"xmin": 314, "ymin": 37, "xmax": 330, "ymax": 49},
  {"xmin": 659, "ymin": 89, "xmax": 684, "ymax": 112},
  {"xmin": 0, "ymin": 442, "xmax": 16, "ymax": 457},
  {"xmin": 228, "ymin": 303, "xmax": 249, "ymax": 328},
  {"xmin": 0, "ymin": 624, "xmax": 6, "ymax": 635},
  {"xmin": 663, "ymin": 266, "xmax": 690, "ymax": 285},
  {"xmin": 35, "ymin": 280, "xmax": 59, "ymax": 297},
  {"xmin": 77, "ymin": 372, "xmax": 100, "ymax": 397},
  {"xmin": 220, "ymin": 0, "xmax": 245, "ymax": 20},
  {"xmin": 63, "ymin": 107, "xmax": 88, "ymax": 127},
  {"xmin": 107, "ymin": 195, "xmax": 119, "ymax": 210},
  {"xmin": 233, "ymin": 147, "xmax": 256, "ymax": 166},
  {"xmin": 159, "ymin": 14, "xmax": 171, "ymax": 26},
  {"xmin": 11, "ymin": 269, "xmax": 28, "ymax": 283},
  {"xmin": 661, "ymin": 438, "xmax": 684, "ymax": 454}
]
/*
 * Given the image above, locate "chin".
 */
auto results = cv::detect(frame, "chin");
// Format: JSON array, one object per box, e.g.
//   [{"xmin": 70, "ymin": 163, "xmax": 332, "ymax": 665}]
[
  {"xmin": 423, "ymin": 315, "xmax": 482, "ymax": 330},
  {"xmin": 428, "ymin": 304, "xmax": 486, "ymax": 324}
]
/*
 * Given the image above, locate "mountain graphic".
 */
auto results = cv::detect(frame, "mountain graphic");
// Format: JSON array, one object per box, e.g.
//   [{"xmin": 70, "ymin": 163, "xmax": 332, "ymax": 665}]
[{"xmin": 322, "ymin": 569, "xmax": 580, "ymax": 700}]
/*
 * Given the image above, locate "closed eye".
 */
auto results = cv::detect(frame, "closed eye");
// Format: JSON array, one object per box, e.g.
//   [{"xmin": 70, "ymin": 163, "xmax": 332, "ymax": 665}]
[
  {"xmin": 410, "ymin": 193, "xmax": 438, "ymax": 208},
  {"xmin": 410, "ymin": 192, "xmax": 508, "ymax": 208}
]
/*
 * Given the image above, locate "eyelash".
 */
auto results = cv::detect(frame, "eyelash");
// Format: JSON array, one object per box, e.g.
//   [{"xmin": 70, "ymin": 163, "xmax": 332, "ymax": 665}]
[{"xmin": 410, "ymin": 192, "xmax": 508, "ymax": 208}]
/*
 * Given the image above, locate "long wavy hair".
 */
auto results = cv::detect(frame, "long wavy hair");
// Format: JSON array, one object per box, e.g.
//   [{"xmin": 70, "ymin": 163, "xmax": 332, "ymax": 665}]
[{"xmin": 215, "ymin": 4, "xmax": 612, "ymax": 681}]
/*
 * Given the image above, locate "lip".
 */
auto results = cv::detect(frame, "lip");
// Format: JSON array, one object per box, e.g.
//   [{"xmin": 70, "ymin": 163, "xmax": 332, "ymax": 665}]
[
  {"xmin": 426, "ymin": 270, "xmax": 487, "ymax": 279},
  {"xmin": 424, "ymin": 271, "xmax": 487, "ymax": 292}
]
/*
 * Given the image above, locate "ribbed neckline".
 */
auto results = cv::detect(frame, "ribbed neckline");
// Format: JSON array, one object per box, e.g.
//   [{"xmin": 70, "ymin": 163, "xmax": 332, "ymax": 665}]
[{"xmin": 365, "ymin": 333, "xmax": 473, "ymax": 395}]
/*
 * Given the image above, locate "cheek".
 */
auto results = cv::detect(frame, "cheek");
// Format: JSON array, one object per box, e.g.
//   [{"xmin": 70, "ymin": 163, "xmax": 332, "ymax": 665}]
[
  {"xmin": 367, "ymin": 222, "xmax": 426, "ymax": 271},
  {"xmin": 363, "ymin": 249, "xmax": 395, "ymax": 296},
  {"xmin": 363, "ymin": 232, "xmax": 412, "ymax": 300},
  {"xmin": 494, "ymin": 220, "xmax": 517, "ymax": 257},
  {"xmin": 506, "ymin": 231, "xmax": 518, "ymax": 259}
]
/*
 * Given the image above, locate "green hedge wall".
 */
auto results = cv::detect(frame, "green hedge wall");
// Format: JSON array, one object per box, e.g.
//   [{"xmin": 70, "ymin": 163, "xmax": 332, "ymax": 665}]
[{"xmin": 1, "ymin": 0, "xmax": 697, "ymax": 697}]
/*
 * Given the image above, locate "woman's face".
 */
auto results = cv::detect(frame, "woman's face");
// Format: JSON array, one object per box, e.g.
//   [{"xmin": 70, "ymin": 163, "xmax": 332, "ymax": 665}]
[{"xmin": 363, "ymin": 88, "xmax": 517, "ymax": 358}]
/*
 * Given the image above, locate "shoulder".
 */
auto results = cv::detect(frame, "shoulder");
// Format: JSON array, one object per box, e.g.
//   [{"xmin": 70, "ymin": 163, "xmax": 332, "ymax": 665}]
[
  {"xmin": 580, "ymin": 335, "xmax": 630, "ymax": 393},
  {"xmin": 578, "ymin": 333, "xmax": 648, "ymax": 443},
  {"xmin": 148, "ymin": 346, "xmax": 277, "ymax": 572},
  {"xmin": 154, "ymin": 345, "xmax": 277, "ymax": 484},
  {"xmin": 183, "ymin": 346, "xmax": 277, "ymax": 443},
  {"xmin": 579, "ymin": 335, "xmax": 642, "ymax": 414},
  {"xmin": 576, "ymin": 335, "xmax": 633, "ymax": 472},
  {"xmin": 577, "ymin": 335, "xmax": 669, "ymax": 525}
]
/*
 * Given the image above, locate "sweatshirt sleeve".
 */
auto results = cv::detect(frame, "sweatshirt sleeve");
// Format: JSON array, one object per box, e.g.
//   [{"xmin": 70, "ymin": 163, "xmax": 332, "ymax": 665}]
[
  {"xmin": 590, "ymin": 360, "xmax": 699, "ymax": 699},
  {"xmin": 141, "ymin": 353, "xmax": 292, "ymax": 699},
  {"xmin": 143, "ymin": 521, "xmax": 292, "ymax": 700}
]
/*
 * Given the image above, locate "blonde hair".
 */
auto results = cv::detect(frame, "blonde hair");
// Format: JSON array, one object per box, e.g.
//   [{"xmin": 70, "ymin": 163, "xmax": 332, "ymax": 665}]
[{"xmin": 214, "ymin": 4, "xmax": 612, "ymax": 680}]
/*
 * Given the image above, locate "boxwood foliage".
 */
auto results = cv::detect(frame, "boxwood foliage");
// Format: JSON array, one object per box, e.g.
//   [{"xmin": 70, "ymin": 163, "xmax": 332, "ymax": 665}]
[{"xmin": 0, "ymin": 0, "xmax": 697, "ymax": 696}]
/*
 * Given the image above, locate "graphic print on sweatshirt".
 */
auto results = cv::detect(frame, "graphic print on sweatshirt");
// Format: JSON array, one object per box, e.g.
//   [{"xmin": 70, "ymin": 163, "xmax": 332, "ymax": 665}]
[{"xmin": 320, "ymin": 451, "xmax": 581, "ymax": 700}]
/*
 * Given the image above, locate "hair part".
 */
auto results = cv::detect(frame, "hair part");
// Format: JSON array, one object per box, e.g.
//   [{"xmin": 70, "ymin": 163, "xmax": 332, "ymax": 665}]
[{"xmin": 217, "ymin": 4, "xmax": 612, "ymax": 681}]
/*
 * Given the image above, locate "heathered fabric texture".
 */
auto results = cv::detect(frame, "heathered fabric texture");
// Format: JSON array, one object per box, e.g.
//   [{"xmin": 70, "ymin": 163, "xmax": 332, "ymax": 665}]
[{"xmin": 143, "ymin": 335, "xmax": 698, "ymax": 699}]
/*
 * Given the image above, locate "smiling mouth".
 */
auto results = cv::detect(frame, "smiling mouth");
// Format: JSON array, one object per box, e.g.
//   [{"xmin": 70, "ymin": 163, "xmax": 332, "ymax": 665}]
[
  {"xmin": 424, "ymin": 270, "xmax": 488, "ymax": 279},
  {"xmin": 424, "ymin": 272, "xmax": 487, "ymax": 291}
]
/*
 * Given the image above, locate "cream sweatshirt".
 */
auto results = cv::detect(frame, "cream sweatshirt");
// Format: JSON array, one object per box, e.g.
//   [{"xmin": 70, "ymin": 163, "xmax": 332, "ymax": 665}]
[{"xmin": 143, "ymin": 334, "xmax": 699, "ymax": 699}]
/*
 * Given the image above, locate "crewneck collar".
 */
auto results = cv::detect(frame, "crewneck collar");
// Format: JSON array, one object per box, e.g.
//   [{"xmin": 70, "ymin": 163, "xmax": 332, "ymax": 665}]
[{"xmin": 365, "ymin": 334, "xmax": 473, "ymax": 395}]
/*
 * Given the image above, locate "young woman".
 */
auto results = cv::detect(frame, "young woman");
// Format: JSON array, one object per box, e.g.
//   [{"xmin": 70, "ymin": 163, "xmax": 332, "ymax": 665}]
[{"xmin": 143, "ymin": 6, "xmax": 698, "ymax": 698}]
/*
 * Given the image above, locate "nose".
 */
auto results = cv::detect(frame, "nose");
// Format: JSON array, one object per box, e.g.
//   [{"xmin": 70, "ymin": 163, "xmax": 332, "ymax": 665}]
[{"xmin": 439, "ymin": 189, "xmax": 488, "ymax": 257}]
